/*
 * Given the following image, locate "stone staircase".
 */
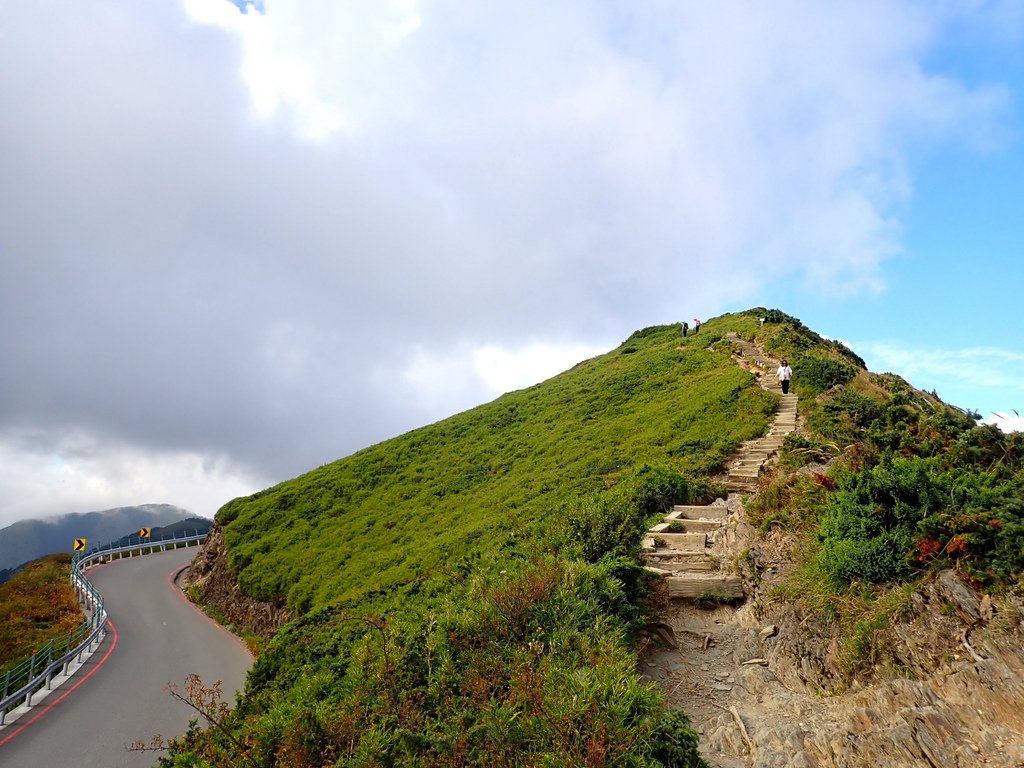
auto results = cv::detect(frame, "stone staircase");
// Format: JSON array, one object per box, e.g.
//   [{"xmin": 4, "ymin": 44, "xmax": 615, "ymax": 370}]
[
  {"xmin": 639, "ymin": 334, "xmax": 799, "ymax": 601},
  {"xmin": 641, "ymin": 501, "xmax": 745, "ymax": 599},
  {"xmin": 724, "ymin": 334, "xmax": 798, "ymax": 492}
]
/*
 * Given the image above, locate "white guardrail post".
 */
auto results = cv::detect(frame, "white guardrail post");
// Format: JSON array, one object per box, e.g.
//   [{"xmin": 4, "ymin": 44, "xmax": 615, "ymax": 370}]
[{"xmin": 0, "ymin": 530, "xmax": 207, "ymax": 726}]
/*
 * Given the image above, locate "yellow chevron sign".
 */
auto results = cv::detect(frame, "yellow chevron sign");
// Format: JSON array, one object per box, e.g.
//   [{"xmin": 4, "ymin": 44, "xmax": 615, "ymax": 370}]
[
  {"xmin": 74, "ymin": 538, "xmax": 87, "ymax": 551},
  {"xmin": 139, "ymin": 528, "xmax": 151, "ymax": 539}
]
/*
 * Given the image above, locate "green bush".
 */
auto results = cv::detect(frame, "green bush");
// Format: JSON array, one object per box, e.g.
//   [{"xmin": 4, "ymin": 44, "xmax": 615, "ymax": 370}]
[
  {"xmin": 761, "ymin": 308, "xmax": 792, "ymax": 324},
  {"xmin": 818, "ymin": 448, "xmax": 1024, "ymax": 586},
  {"xmin": 818, "ymin": 457, "xmax": 946, "ymax": 583},
  {"xmin": 824, "ymin": 390, "xmax": 881, "ymax": 428},
  {"xmin": 793, "ymin": 354, "xmax": 856, "ymax": 397},
  {"xmin": 560, "ymin": 464, "xmax": 701, "ymax": 563},
  {"xmin": 170, "ymin": 559, "xmax": 706, "ymax": 767}
]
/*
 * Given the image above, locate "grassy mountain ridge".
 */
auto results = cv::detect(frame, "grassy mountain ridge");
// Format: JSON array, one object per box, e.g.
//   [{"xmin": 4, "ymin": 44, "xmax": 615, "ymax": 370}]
[
  {"xmin": 215, "ymin": 314, "xmax": 777, "ymax": 617},
  {"xmin": 175, "ymin": 307, "xmax": 975, "ymax": 766}
]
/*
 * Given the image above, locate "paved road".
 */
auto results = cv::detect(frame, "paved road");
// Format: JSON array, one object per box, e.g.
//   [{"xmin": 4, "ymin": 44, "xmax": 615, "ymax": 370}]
[{"xmin": 0, "ymin": 547, "xmax": 253, "ymax": 768}]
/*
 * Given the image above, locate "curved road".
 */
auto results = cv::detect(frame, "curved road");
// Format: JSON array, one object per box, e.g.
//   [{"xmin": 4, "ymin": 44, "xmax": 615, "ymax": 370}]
[{"xmin": 0, "ymin": 547, "xmax": 253, "ymax": 768}]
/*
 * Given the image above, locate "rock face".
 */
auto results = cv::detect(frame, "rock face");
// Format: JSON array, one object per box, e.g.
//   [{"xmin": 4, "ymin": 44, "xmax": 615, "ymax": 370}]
[
  {"xmin": 181, "ymin": 524, "xmax": 293, "ymax": 639},
  {"xmin": 732, "ymin": 570, "xmax": 1024, "ymax": 768},
  {"xmin": 647, "ymin": 549, "xmax": 1024, "ymax": 768}
]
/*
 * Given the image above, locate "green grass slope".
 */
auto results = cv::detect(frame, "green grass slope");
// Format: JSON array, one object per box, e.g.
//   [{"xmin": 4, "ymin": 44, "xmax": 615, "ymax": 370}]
[
  {"xmin": 166, "ymin": 309, "xmax": 873, "ymax": 767},
  {"xmin": 216, "ymin": 315, "xmax": 777, "ymax": 617}
]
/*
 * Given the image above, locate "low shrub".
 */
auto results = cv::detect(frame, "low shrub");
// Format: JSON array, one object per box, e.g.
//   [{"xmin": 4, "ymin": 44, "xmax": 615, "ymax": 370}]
[
  {"xmin": 560, "ymin": 464, "xmax": 707, "ymax": 564},
  {"xmin": 794, "ymin": 354, "xmax": 856, "ymax": 397},
  {"xmin": 818, "ymin": 453, "xmax": 1024, "ymax": 586},
  {"xmin": 817, "ymin": 457, "xmax": 941, "ymax": 583},
  {"xmin": 167, "ymin": 558, "xmax": 707, "ymax": 767}
]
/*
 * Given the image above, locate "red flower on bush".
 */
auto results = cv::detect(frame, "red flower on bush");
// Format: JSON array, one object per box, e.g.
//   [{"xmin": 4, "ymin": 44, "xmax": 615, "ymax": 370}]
[
  {"xmin": 946, "ymin": 535, "xmax": 970, "ymax": 556},
  {"xmin": 812, "ymin": 472, "xmax": 837, "ymax": 491},
  {"xmin": 915, "ymin": 536, "xmax": 943, "ymax": 562}
]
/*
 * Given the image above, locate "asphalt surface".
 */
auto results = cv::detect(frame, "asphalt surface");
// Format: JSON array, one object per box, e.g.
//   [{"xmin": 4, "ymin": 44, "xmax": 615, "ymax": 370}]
[{"xmin": 0, "ymin": 547, "xmax": 253, "ymax": 767}]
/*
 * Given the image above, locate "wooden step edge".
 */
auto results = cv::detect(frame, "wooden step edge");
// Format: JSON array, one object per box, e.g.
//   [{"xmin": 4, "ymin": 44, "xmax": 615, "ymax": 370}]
[
  {"xmin": 665, "ymin": 507, "xmax": 729, "ymax": 522},
  {"xmin": 666, "ymin": 574, "xmax": 745, "ymax": 599}
]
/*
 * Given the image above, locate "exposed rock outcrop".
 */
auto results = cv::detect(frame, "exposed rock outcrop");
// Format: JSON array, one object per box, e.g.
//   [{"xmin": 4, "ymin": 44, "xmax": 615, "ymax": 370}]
[{"xmin": 181, "ymin": 524, "xmax": 293, "ymax": 639}]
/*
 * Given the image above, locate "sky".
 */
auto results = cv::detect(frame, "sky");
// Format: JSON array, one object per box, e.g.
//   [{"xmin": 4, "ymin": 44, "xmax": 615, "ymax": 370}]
[{"xmin": 1, "ymin": 0, "xmax": 1022, "ymax": 527}]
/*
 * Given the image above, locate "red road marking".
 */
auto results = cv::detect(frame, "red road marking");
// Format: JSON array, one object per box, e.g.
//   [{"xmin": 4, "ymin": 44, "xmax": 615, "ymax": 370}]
[{"xmin": 0, "ymin": 620, "xmax": 119, "ymax": 748}]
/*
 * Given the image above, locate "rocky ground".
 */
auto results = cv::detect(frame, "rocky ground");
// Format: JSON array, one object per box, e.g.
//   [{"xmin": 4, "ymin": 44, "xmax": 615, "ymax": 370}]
[
  {"xmin": 642, "ymin": 491, "xmax": 1024, "ymax": 768},
  {"xmin": 642, "ymin": 334, "xmax": 1024, "ymax": 768},
  {"xmin": 181, "ymin": 525, "xmax": 293, "ymax": 639}
]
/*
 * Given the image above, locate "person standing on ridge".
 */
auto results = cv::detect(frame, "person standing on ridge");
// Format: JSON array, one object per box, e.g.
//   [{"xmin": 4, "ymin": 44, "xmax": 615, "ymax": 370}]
[
  {"xmin": 693, "ymin": 318, "xmax": 701, "ymax": 334},
  {"xmin": 777, "ymin": 359, "xmax": 793, "ymax": 395},
  {"xmin": 681, "ymin": 321, "xmax": 688, "ymax": 337}
]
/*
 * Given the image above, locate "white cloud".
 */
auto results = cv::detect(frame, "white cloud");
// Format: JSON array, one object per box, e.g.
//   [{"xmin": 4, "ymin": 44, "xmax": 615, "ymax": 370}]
[
  {"xmin": 399, "ymin": 339, "xmax": 606, "ymax": 418},
  {"xmin": 987, "ymin": 412, "xmax": 1024, "ymax": 433},
  {"xmin": 854, "ymin": 340, "xmax": 1024, "ymax": 414},
  {"xmin": 472, "ymin": 341, "xmax": 605, "ymax": 395},
  {"xmin": 0, "ymin": 427, "xmax": 263, "ymax": 528},
  {"xmin": 0, "ymin": 0, "xmax": 1017, "ymax": 524}
]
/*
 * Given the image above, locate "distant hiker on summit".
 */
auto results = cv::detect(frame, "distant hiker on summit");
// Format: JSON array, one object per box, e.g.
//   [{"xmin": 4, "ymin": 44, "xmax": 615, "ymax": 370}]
[
  {"xmin": 681, "ymin": 321, "xmax": 689, "ymax": 337},
  {"xmin": 693, "ymin": 318, "xmax": 701, "ymax": 334},
  {"xmin": 777, "ymin": 359, "xmax": 793, "ymax": 395}
]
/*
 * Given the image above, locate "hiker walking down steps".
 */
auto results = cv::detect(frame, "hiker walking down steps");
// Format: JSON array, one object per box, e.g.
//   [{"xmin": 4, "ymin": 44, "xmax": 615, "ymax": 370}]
[{"xmin": 777, "ymin": 359, "xmax": 793, "ymax": 395}]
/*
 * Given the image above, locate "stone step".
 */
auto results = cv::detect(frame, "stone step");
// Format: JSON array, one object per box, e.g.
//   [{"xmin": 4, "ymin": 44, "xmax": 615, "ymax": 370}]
[
  {"xmin": 668, "ymin": 505, "xmax": 729, "ymax": 521},
  {"xmin": 726, "ymin": 477, "xmax": 759, "ymax": 492},
  {"xmin": 651, "ymin": 518, "xmax": 721, "ymax": 534},
  {"xmin": 736, "ymin": 452, "xmax": 769, "ymax": 463},
  {"xmin": 642, "ymin": 532, "xmax": 707, "ymax": 552},
  {"xmin": 729, "ymin": 467, "xmax": 761, "ymax": 478},
  {"xmin": 666, "ymin": 573, "xmax": 745, "ymax": 599},
  {"xmin": 733, "ymin": 462, "xmax": 766, "ymax": 472},
  {"xmin": 641, "ymin": 552, "xmax": 719, "ymax": 572}
]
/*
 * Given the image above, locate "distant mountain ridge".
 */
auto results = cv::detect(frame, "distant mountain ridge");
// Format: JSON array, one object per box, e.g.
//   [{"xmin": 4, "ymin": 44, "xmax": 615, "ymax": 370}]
[
  {"xmin": 0, "ymin": 504, "xmax": 201, "ymax": 573},
  {"xmin": 105, "ymin": 516, "xmax": 212, "ymax": 549}
]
